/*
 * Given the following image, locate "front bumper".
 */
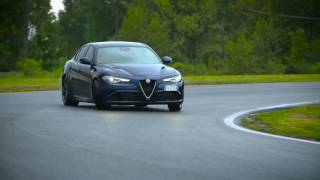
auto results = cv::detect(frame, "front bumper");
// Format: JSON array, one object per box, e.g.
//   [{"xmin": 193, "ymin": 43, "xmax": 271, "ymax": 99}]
[{"xmin": 99, "ymin": 79, "xmax": 184, "ymax": 105}]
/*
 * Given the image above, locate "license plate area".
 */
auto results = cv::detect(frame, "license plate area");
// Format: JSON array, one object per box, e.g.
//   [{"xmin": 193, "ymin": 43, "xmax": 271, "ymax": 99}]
[{"xmin": 164, "ymin": 85, "xmax": 178, "ymax": 91}]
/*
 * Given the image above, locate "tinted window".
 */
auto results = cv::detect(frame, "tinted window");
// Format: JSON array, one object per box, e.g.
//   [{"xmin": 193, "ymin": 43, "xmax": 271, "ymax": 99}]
[
  {"xmin": 76, "ymin": 46, "xmax": 88, "ymax": 61},
  {"xmin": 96, "ymin": 47, "xmax": 161, "ymax": 64},
  {"xmin": 86, "ymin": 46, "xmax": 94, "ymax": 62},
  {"xmin": 74, "ymin": 49, "xmax": 80, "ymax": 61}
]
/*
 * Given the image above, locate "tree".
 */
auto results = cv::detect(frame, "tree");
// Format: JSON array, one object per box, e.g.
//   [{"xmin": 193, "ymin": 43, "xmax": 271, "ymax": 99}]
[
  {"xmin": 27, "ymin": 0, "xmax": 65, "ymax": 69},
  {"xmin": 225, "ymin": 33, "xmax": 258, "ymax": 74},
  {"xmin": 2, "ymin": 0, "xmax": 320, "ymax": 74},
  {"xmin": 116, "ymin": 5, "xmax": 173, "ymax": 56},
  {"xmin": 0, "ymin": 0, "xmax": 25, "ymax": 71},
  {"xmin": 58, "ymin": 0, "xmax": 87, "ymax": 57},
  {"xmin": 85, "ymin": 0, "xmax": 128, "ymax": 41},
  {"xmin": 284, "ymin": 29, "xmax": 309, "ymax": 73}
]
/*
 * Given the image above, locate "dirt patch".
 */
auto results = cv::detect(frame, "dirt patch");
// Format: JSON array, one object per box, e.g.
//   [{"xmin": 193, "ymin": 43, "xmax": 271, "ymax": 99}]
[{"xmin": 243, "ymin": 116, "xmax": 271, "ymax": 131}]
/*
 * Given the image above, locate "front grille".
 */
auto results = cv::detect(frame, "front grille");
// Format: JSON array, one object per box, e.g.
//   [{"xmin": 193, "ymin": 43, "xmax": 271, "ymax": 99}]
[{"xmin": 139, "ymin": 80, "xmax": 156, "ymax": 99}]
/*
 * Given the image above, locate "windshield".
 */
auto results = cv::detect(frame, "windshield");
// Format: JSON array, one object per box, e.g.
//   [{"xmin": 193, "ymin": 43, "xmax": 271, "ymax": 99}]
[{"xmin": 96, "ymin": 47, "xmax": 161, "ymax": 64}]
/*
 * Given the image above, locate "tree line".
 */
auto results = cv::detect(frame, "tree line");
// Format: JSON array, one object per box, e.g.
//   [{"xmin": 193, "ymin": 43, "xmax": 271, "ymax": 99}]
[{"xmin": 1, "ymin": 0, "xmax": 319, "ymax": 75}]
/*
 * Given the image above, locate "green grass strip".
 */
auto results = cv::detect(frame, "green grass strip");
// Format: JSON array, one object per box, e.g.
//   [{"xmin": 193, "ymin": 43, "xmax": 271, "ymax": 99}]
[
  {"xmin": 185, "ymin": 74, "xmax": 320, "ymax": 85},
  {"xmin": 242, "ymin": 104, "xmax": 320, "ymax": 141}
]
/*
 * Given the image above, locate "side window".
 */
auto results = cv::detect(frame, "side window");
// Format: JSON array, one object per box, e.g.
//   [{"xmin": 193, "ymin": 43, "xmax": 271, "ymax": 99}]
[
  {"xmin": 74, "ymin": 49, "xmax": 81, "ymax": 61},
  {"xmin": 76, "ymin": 46, "xmax": 88, "ymax": 62},
  {"xmin": 86, "ymin": 46, "xmax": 94, "ymax": 62}
]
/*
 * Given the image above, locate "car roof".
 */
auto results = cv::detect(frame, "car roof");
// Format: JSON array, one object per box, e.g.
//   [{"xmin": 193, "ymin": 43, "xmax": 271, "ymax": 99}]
[{"xmin": 85, "ymin": 41, "xmax": 147, "ymax": 48}]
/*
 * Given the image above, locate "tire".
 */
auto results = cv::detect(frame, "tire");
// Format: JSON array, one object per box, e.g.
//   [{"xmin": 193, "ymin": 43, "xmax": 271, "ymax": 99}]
[
  {"xmin": 62, "ymin": 77, "xmax": 79, "ymax": 106},
  {"xmin": 168, "ymin": 103, "xmax": 182, "ymax": 112},
  {"xmin": 93, "ymin": 80, "xmax": 110, "ymax": 110}
]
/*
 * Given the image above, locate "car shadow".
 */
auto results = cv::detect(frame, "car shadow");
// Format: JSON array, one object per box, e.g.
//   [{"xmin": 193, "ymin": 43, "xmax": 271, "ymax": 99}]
[{"xmin": 61, "ymin": 103, "xmax": 170, "ymax": 113}]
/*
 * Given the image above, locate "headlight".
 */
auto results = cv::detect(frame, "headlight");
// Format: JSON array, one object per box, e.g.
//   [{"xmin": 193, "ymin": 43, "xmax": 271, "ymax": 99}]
[
  {"xmin": 102, "ymin": 76, "xmax": 130, "ymax": 83},
  {"xmin": 162, "ymin": 75, "xmax": 182, "ymax": 83}
]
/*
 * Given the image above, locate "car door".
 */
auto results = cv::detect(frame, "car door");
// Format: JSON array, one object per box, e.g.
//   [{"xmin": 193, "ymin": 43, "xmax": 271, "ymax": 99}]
[
  {"xmin": 71, "ymin": 46, "xmax": 89, "ymax": 97},
  {"xmin": 68, "ymin": 49, "xmax": 81, "ymax": 93},
  {"xmin": 78, "ymin": 46, "xmax": 95, "ymax": 98}
]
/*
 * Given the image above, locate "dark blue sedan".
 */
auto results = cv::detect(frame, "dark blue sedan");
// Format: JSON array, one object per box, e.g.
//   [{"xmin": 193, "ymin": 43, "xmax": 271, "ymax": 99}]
[{"xmin": 61, "ymin": 41, "xmax": 184, "ymax": 111}]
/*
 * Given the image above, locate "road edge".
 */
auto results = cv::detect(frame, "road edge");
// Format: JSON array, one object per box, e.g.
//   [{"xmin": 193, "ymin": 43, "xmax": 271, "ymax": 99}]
[{"xmin": 224, "ymin": 101, "xmax": 320, "ymax": 145}]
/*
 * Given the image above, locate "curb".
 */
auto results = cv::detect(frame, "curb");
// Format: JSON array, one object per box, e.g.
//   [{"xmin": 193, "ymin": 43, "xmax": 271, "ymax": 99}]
[{"xmin": 224, "ymin": 101, "xmax": 320, "ymax": 145}]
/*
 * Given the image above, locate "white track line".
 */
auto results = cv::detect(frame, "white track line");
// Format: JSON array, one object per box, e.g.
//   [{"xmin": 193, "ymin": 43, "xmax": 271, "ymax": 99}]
[{"xmin": 224, "ymin": 101, "xmax": 320, "ymax": 145}]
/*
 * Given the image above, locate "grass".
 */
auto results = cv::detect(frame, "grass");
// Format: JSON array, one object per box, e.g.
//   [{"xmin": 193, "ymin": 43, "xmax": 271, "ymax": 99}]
[
  {"xmin": 185, "ymin": 74, "xmax": 320, "ymax": 84},
  {"xmin": 0, "ymin": 73, "xmax": 319, "ymax": 92},
  {"xmin": 0, "ymin": 72, "xmax": 60, "ymax": 92},
  {"xmin": 242, "ymin": 104, "xmax": 320, "ymax": 141}
]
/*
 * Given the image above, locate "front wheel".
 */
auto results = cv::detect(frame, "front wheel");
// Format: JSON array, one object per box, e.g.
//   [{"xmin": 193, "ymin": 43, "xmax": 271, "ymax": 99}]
[
  {"xmin": 62, "ymin": 77, "xmax": 79, "ymax": 106},
  {"xmin": 93, "ymin": 80, "xmax": 110, "ymax": 110},
  {"xmin": 168, "ymin": 103, "xmax": 182, "ymax": 112}
]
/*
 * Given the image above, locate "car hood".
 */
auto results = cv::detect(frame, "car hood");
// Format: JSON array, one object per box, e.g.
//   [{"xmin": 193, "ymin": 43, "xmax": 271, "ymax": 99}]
[{"xmin": 99, "ymin": 64, "xmax": 178, "ymax": 78}]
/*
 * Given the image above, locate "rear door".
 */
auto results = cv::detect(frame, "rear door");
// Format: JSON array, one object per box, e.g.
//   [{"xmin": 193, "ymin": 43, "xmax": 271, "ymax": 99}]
[
  {"xmin": 78, "ymin": 46, "xmax": 95, "ymax": 98},
  {"xmin": 68, "ymin": 49, "xmax": 81, "ymax": 93},
  {"xmin": 71, "ymin": 46, "xmax": 89, "ymax": 97}
]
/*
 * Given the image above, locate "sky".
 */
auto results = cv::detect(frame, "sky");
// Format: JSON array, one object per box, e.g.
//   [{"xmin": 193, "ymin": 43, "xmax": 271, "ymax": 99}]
[{"xmin": 50, "ymin": 0, "xmax": 64, "ymax": 16}]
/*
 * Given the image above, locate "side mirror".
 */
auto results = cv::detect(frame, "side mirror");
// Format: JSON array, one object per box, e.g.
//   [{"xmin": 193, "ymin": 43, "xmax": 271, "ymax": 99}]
[
  {"xmin": 162, "ymin": 56, "xmax": 173, "ymax": 64},
  {"xmin": 80, "ymin": 57, "xmax": 91, "ymax": 65}
]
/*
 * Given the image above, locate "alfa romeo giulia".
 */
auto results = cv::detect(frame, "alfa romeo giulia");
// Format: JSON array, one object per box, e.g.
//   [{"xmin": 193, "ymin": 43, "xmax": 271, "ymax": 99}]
[{"xmin": 61, "ymin": 41, "xmax": 184, "ymax": 111}]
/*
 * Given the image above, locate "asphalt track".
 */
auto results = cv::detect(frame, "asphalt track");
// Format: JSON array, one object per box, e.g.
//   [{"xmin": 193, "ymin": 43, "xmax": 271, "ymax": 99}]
[{"xmin": 0, "ymin": 82, "xmax": 320, "ymax": 180}]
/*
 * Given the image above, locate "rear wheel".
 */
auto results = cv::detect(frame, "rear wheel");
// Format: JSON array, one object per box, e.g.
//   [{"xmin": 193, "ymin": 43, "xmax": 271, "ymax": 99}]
[
  {"xmin": 62, "ymin": 77, "xmax": 79, "ymax": 106},
  {"xmin": 93, "ymin": 80, "xmax": 110, "ymax": 110},
  {"xmin": 168, "ymin": 103, "xmax": 182, "ymax": 112}
]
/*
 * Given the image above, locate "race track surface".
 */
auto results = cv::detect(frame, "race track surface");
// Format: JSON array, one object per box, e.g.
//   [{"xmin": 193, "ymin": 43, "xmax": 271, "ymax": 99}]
[{"xmin": 0, "ymin": 83, "xmax": 320, "ymax": 180}]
